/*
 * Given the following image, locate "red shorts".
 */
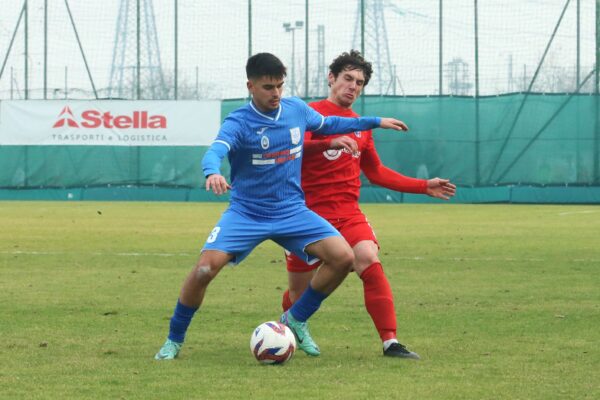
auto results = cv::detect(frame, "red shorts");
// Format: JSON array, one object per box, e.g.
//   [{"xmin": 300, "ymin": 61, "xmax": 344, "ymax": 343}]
[{"xmin": 285, "ymin": 212, "xmax": 378, "ymax": 273}]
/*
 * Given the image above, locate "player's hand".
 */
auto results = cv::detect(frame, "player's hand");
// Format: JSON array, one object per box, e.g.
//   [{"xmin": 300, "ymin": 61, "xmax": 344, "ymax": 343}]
[
  {"xmin": 379, "ymin": 118, "xmax": 408, "ymax": 131},
  {"xmin": 206, "ymin": 174, "xmax": 231, "ymax": 195},
  {"xmin": 425, "ymin": 178, "xmax": 456, "ymax": 200},
  {"xmin": 330, "ymin": 136, "xmax": 358, "ymax": 153}
]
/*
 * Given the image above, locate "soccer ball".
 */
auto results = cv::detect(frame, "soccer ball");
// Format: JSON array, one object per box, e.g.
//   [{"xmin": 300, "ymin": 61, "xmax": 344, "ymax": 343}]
[{"xmin": 250, "ymin": 321, "xmax": 296, "ymax": 365}]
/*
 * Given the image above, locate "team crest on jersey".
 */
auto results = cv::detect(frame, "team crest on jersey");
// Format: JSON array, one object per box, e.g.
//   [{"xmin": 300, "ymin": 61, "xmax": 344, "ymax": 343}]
[
  {"xmin": 290, "ymin": 127, "xmax": 301, "ymax": 144},
  {"xmin": 354, "ymin": 130, "xmax": 362, "ymax": 138},
  {"xmin": 323, "ymin": 149, "xmax": 342, "ymax": 161},
  {"xmin": 260, "ymin": 135, "xmax": 270, "ymax": 149}
]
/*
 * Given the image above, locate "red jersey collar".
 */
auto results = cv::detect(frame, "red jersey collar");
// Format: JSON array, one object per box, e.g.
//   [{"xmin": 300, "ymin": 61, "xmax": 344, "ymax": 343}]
[{"xmin": 312, "ymin": 99, "xmax": 358, "ymax": 117}]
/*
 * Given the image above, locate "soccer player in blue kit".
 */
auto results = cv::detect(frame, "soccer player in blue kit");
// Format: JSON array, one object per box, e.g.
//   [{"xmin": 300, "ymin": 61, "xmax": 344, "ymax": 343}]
[{"xmin": 155, "ymin": 53, "xmax": 409, "ymax": 360}]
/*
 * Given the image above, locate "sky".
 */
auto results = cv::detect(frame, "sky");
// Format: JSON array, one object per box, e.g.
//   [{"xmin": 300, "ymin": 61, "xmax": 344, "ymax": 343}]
[{"xmin": 0, "ymin": 0, "xmax": 596, "ymax": 100}]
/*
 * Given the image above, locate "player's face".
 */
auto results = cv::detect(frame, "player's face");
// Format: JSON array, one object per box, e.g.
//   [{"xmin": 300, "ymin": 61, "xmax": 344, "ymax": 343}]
[
  {"xmin": 247, "ymin": 76, "xmax": 285, "ymax": 112},
  {"xmin": 328, "ymin": 68, "xmax": 365, "ymax": 109}
]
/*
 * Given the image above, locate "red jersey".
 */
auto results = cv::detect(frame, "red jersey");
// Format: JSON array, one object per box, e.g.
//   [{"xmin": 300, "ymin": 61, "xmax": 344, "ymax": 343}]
[{"xmin": 301, "ymin": 99, "xmax": 428, "ymax": 219}]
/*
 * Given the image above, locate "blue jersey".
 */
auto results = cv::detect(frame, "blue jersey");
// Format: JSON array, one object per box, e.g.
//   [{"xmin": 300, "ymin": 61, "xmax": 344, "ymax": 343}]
[{"xmin": 203, "ymin": 96, "xmax": 380, "ymax": 218}]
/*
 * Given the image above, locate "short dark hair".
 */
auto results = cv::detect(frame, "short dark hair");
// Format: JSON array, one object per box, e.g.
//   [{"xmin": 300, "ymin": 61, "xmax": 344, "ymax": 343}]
[
  {"xmin": 246, "ymin": 53, "xmax": 287, "ymax": 80},
  {"xmin": 329, "ymin": 50, "xmax": 373, "ymax": 86}
]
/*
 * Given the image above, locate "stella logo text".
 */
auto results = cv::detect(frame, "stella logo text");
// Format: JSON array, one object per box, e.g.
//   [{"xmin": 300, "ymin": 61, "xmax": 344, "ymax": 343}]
[{"xmin": 52, "ymin": 106, "xmax": 167, "ymax": 129}]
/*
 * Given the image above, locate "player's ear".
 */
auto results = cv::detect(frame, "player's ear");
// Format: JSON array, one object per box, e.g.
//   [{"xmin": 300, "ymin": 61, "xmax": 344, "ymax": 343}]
[
  {"xmin": 246, "ymin": 80, "xmax": 254, "ymax": 93},
  {"xmin": 327, "ymin": 72, "xmax": 335, "ymax": 87}
]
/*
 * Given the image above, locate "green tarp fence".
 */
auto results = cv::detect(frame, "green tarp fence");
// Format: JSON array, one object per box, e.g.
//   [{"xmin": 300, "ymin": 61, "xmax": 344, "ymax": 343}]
[{"xmin": 1, "ymin": 94, "xmax": 598, "ymax": 203}]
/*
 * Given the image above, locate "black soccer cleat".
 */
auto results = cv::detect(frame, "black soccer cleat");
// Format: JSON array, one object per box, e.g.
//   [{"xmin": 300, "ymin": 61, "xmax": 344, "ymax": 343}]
[{"xmin": 383, "ymin": 342, "xmax": 421, "ymax": 359}]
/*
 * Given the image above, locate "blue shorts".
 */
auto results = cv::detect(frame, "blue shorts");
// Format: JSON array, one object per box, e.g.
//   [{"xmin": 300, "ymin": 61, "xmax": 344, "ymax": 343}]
[{"xmin": 202, "ymin": 207, "xmax": 341, "ymax": 265}]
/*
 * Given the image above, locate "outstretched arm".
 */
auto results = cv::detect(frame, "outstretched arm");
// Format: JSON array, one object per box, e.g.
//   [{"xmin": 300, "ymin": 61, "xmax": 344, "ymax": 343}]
[
  {"xmin": 202, "ymin": 141, "xmax": 232, "ymax": 195},
  {"xmin": 362, "ymin": 159, "xmax": 428, "ymax": 194},
  {"xmin": 314, "ymin": 115, "xmax": 409, "ymax": 135},
  {"xmin": 379, "ymin": 118, "xmax": 408, "ymax": 131},
  {"xmin": 303, "ymin": 98, "xmax": 409, "ymax": 135},
  {"xmin": 423, "ymin": 178, "xmax": 457, "ymax": 200},
  {"xmin": 363, "ymin": 161, "xmax": 456, "ymax": 200},
  {"xmin": 361, "ymin": 142, "xmax": 455, "ymax": 199}
]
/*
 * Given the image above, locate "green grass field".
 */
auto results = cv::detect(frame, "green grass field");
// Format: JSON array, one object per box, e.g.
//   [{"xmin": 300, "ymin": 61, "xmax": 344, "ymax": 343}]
[{"xmin": 0, "ymin": 201, "xmax": 598, "ymax": 399}]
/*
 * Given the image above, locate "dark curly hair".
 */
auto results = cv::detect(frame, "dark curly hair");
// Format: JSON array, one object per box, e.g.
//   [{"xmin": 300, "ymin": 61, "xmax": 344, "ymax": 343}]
[{"xmin": 329, "ymin": 50, "xmax": 372, "ymax": 86}]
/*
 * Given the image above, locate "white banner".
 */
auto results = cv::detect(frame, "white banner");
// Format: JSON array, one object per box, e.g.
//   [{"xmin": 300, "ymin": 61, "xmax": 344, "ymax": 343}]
[{"xmin": 0, "ymin": 100, "xmax": 221, "ymax": 146}]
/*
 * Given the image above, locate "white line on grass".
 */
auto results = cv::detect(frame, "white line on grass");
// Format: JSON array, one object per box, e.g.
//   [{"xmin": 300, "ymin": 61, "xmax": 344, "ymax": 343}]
[
  {"xmin": 558, "ymin": 210, "xmax": 600, "ymax": 216},
  {"xmin": 1, "ymin": 250, "xmax": 195, "ymax": 257},
  {"xmin": 396, "ymin": 256, "xmax": 546, "ymax": 262},
  {"xmin": 103, "ymin": 252, "xmax": 196, "ymax": 257}
]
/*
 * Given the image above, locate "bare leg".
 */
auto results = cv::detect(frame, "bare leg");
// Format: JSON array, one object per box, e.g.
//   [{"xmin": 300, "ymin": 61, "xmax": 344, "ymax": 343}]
[
  {"xmin": 351, "ymin": 240, "xmax": 380, "ymax": 275},
  {"xmin": 280, "ymin": 236, "xmax": 353, "ymax": 356},
  {"xmin": 155, "ymin": 250, "xmax": 234, "ymax": 360},
  {"xmin": 304, "ymin": 236, "xmax": 354, "ymax": 295},
  {"xmin": 288, "ymin": 270, "xmax": 315, "ymax": 303},
  {"xmin": 179, "ymin": 250, "xmax": 233, "ymax": 307}
]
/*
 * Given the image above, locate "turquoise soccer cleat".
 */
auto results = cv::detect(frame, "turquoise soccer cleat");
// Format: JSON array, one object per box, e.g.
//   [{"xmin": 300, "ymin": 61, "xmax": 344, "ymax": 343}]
[
  {"xmin": 280, "ymin": 311, "xmax": 321, "ymax": 357},
  {"xmin": 154, "ymin": 339, "xmax": 182, "ymax": 360}
]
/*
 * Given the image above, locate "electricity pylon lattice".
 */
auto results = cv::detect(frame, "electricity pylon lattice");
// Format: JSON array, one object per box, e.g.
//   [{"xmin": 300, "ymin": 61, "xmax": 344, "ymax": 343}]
[
  {"xmin": 352, "ymin": 0, "xmax": 405, "ymax": 95},
  {"xmin": 310, "ymin": 25, "xmax": 328, "ymax": 98},
  {"xmin": 108, "ymin": 0, "xmax": 167, "ymax": 99}
]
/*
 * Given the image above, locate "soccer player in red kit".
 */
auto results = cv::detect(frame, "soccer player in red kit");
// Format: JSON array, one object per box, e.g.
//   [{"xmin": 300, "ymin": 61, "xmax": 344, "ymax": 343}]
[{"xmin": 282, "ymin": 50, "xmax": 456, "ymax": 358}]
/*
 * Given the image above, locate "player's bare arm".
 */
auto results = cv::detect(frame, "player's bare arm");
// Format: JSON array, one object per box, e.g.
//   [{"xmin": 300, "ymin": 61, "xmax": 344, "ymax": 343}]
[
  {"xmin": 379, "ymin": 118, "xmax": 408, "ymax": 131},
  {"xmin": 425, "ymin": 178, "xmax": 457, "ymax": 200},
  {"xmin": 205, "ymin": 173, "xmax": 231, "ymax": 195}
]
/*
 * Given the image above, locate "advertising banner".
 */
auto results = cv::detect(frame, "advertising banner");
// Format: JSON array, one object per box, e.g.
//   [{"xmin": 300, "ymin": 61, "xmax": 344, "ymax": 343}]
[{"xmin": 0, "ymin": 100, "xmax": 221, "ymax": 146}]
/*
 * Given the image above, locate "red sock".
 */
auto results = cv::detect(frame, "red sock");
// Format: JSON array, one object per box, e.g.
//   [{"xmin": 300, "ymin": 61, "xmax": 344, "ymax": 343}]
[
  {"xmin": 360, "ymin": 262, "xmax": 397, "ymax": 342},
  {"xmin": 282, "ymin": 289, "xmax": 293, "ymax": 312}
]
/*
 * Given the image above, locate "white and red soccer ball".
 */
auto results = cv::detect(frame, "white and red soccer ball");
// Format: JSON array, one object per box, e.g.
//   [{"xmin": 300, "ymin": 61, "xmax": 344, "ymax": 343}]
[{"xmin": 250, "ymin": 321, "xmax": 296, "ymax": 365}]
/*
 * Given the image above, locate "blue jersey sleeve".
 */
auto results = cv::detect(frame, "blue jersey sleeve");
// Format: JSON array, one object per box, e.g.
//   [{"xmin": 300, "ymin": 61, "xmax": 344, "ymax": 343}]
[
  {"xmin": 202, "ymin": 114, "xmax": 242, "ymax": 177},
  {"xmin": 214, "ymin": 115, "xmax": 243, "ymax": 152},
  {"xmin": 202, "ymin": 141, "xmax": 229, "ymax": 177},
  {"xmin": 301, "ymin": 98, "xmax": 381, "ymax": 134},
  {"xmin": 316, "ymin": 115, "xmax": 381, "ymax": 134}
]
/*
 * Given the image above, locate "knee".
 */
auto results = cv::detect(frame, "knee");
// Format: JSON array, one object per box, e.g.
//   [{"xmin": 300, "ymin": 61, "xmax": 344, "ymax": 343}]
[
  {"xmin": 193, "ymin": 263, "xmax": 218, "ymax": 284},
  {"xmin": 356, "ymin": 253, "xmax": 378, "ymax": 269},
  {"xmin": 354, "ymin": 250, "xmax": 379, "ymax": 275},
  {"xmin": 337, "ymin": 247, "xmax": 355, "ymax": 271}
]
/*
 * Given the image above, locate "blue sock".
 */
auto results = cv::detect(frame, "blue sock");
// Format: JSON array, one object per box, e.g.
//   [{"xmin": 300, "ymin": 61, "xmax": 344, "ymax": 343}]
[
  {"xmin": 168, "ymin": 299, "xmax": 198, "ymax": 343},
  {"xmin": 289, "ymin": 285, "xmax": 328, "ymax": 322}
]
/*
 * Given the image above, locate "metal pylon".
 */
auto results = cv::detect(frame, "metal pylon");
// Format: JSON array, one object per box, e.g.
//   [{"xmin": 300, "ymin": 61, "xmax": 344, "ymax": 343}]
[
  {"xmin": 108, "ymin": 0, "xmax": 166, "ymax": 99},
  {"xmin": 311, "ymin": 25, "xmax": 327, "ymax": 98},
  {"xmin": 352, "ymin": 0, "xmax": 412, "ymax": 95},
  {"xmin": 352, "ymin": 0, "xmax": 394, "ymax": 95}
]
